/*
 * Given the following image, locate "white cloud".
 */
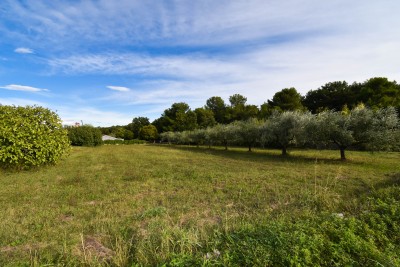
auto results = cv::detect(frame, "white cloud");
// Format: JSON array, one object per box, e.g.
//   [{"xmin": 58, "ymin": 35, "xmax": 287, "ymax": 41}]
[
  {"xmin": 58, "ymin": 106, "xmax": 132, "ymax": 127},
  {"xmin": 14, "ymin": 47, "xmax": 34, "ymax": 54},
  {"xmin": 4, "ymin": 1, "xmax": 400, "ymax": 48},
  {"xmin": 107, "ymin": 85, "xmax": 130, "ymax": 92},
  {"xmin": 0, "ymin": 84, "xmax": 49, "ymax": 92}
]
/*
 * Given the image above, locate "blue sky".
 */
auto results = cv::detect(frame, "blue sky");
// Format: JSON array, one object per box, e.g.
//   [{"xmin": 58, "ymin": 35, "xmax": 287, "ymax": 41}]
[{"xmin": 1, "ymin": 0, "xmax": 399, "ymax": 126}]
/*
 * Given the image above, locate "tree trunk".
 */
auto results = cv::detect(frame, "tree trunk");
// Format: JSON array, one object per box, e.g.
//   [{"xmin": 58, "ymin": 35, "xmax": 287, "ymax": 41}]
[
  {"xmin": 224, "ymin": 141, "xmax": 228, "ymax": 150},
  {"xmin": 282, "ymin": 147, "xmax": 287, "ymax": 156},
  {"xmin": 340, "ymin": 147, "xmax": 346, "ymax": 160},
  {"xmin": 248, "ymin": 144, "xmax": 252, "ymax": 152}
]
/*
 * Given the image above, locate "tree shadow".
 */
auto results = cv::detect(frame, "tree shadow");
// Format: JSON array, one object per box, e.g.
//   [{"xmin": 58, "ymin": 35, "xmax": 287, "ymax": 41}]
[
  {"xmin": 370, "ymin": 172, "xmax": 400, "ymax": 190},
  {"xmin": 152, "ymin": 144, "xmax": 362, "ymax": 165}
]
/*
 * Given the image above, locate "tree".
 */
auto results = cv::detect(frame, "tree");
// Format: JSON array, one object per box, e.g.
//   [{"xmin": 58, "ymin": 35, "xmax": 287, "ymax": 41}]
[
  {"xmin": 358, "ymin": 77, "xmax": 400, "ymax": 109},
  {"xmin": 139, "ymin": 125, "xmax": 158, "ymax": 141},
  {"xmin": 268, "ymin": 88, "xmax": 304, "ymax": 112},
  {"xmin": 113, "ymin": 127, "xmax": 134, "ymax": 140},
  {"xmin": 209, "ymin": 124, "xmax": 236, "ymax": 150},
  {"xmin": 67, "ymin": 125, "xmax": 103, "ymax": 146},
  {"xmin": 205, "ymin": 96, "xmax": 228, "ymax": 124},
  {"xmin": 259, "ymin": 102, "xmax": 276, "ymax": 119},
  {"xmin": 160, "ymin": 102, "xmax": 198, "ymax": 132},
  {"xmin": 188, "ymin": 129, "xmax": 208, "ymax": 147},
  {"xmin": 227, "ymin": 94, "xmax": 259, "ymax": 121},
  {"xmin": 129, "ymin": 117, "xmax": 150, "ymax": 138},
  {"xmin": 232, "ymin": 118, "xmax": 262, "ymax": 152},
  {"xmin": 302, "ymin": 81, "xmax": 350, "ymax": 113},
  {"xmin": 229, "ymin": 94, "xmax": 247, "ymax": 107},
  {"xmin": 194, "ymin": 108, "xmax": 216, "ymax": 128},
  {"xmin": 309, "ymin": 106, "xmax": 399, "ymax": 160},
  {"xmin": 0, "ymin": 105, "xmax": 70, "ymax": 168},
  {"xmin": 263, "ymin": 111, "xmax": 310, "ymax": 156}
]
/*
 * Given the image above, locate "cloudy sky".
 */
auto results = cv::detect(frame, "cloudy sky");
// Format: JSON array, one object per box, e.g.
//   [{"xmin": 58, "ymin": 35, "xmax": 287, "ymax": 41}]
[{"xmin": 1, "ymin": 0, "xmax": 399, "ymax": 126}]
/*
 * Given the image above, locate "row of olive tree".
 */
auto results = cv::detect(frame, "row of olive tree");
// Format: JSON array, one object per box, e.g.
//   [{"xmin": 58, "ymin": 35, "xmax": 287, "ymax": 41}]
[{"xmin": 160, "ymin": 106, "xmax": 399, "ymax": 160}]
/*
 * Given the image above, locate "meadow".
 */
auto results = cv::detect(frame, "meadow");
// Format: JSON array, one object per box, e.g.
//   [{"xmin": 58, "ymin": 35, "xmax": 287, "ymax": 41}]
[{"xmin": 0, "ymin": 144, "xmax": 399, "ymax": 266}]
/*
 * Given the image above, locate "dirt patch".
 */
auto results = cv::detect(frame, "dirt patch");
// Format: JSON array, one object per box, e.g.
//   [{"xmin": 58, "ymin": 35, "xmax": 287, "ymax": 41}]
[
  {"xmin": 59, "ymin": 214, "xmax": 74, "ymax": 222},
  {"xmin": 81, "ymin": 235, "xmax": 115, "ymax": 262}
]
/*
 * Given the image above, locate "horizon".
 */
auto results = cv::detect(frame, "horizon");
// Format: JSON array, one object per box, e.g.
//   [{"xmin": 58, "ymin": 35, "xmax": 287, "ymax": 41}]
[{"xmin": 1, "ymin": 0, "xmax": 399, "ymax": 126}]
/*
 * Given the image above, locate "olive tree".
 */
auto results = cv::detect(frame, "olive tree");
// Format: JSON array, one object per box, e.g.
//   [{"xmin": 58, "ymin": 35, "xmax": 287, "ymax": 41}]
[
  {"xmin": 263, "ymin": 111, "xmax": 311, "ymax": 156},
  {"xmin": 310, "ymin": 106, "xmax": 399, "ymax": 160},
  {"xmin": 209, "ymin": 124, "xmax": 236, "ymax": 150},
  {"xmin": 232, "ymin": 118, "xmax": 262, "ymax": 152},
  {"xmin": 160, "ymin": 131, "xmax": 175, "ymax": 144},
  {"xmin": 0, "ymin": 105, "xmax": 70, "ymax": 168},
  {"xmin": 188, "ymin": 129, "xmax": 208, "ymax": 147}
]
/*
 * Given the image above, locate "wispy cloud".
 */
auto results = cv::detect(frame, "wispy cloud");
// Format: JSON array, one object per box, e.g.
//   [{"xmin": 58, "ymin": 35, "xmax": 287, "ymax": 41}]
[
  {"xmin": 14, "ymin": 47, "xmax": 34, "ymax": 54},
  {"xmin": 0, "ymin": 84, "xmax": 48, "ymax": 92},
  {"xmin": 58, "ymin": 106, "xmax": 132, "ymax": 127},
  {"xmin": 107, "ymin": 85, "xmax": 130, "ymax": 92},
  {"xmin": 4, "ymin": 1, "xmax": 399, "ymax": 49}
]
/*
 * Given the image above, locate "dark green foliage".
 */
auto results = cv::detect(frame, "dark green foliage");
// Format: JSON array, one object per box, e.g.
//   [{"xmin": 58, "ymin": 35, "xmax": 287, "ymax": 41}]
[
  {"xmin": 303, "ymin": 81, "xmax": 351, "ymax": 113},
  {"xmin": 359, "ymin": 77, "xmax": 400, "ymax": 109},
  {"xmin": 128, "ymin": 117, "xmax": 150, "ymax": 138},
  {"xmin": 303, "ymin": 78, "xmax": 400, "ymax": 113},
  {"xmin": 139, "ymin": 125, "xmax": 158, "ymax": 141},
  {"xmin": 67, "ymin": 125, "xmax": 103, "ymax": 146},
  {"xmin": 0, "ymin": 105, "xmax": 70, "ymax": 168},
  {"xmin": 194, "ymin": 107, "xmax": 216, "ymax": 128},
  {"xmin": 205, "ymin": 96, "xmax": 228, "ymax": 124},
  {"xmin": 229, "ymin": 94, "xmax": 247, "ymax": 107},
  {"xmin": 114, "ymin": 127, "xmax": 134, "ymax": 140},
  {"xmin": 268, "ymin": 87, "xmax": 304, "ymax": 112},
  {"xmin": 157, "ymin": 102, "xmax": 198, "ymax": 132},
  {"xmin": 226, "ymin": 94, "xmax": 260, "ymax": 122}
]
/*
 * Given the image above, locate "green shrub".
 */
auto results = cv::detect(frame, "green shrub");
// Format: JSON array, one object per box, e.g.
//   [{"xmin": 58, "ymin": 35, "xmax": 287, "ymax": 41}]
[
  {"xmin": 0, "ymin": 105, "xmax": 70, "ymax": 168},
  {"xmin": 67, "ymin": 125, "xmax": 102, "ymax": 146}
]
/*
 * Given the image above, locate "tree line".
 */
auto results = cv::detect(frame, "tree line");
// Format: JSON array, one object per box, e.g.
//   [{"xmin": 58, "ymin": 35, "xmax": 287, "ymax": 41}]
[
  {"xmin": 160, "ymin": 106, "xmax": 400, "ymax": 160},
  {"xmin": 99, "ymin": 77, "xmax": 400, "ymax": 141}
]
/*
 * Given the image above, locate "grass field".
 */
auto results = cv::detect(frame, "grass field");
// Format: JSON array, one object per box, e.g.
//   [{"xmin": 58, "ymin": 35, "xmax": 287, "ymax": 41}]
[{"xmin": 0, "ymin": 144, "xmax": 399, "ymax": 266}]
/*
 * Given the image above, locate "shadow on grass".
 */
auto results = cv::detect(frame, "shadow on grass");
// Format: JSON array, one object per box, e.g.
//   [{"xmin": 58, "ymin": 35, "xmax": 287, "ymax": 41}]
[
  {"xmin": 372, "ymin": 172, "xmax": 400, "ymax": 191},
  {"xmin": 151, "ymin": 144, "xmax": 359, "ymax": 165}
]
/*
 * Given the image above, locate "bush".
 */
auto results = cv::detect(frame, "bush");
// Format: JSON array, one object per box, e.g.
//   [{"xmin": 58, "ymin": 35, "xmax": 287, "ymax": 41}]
[
  {"xmin": 139, "ymin": 125, "xmax": 158, "ymax": 141},
  {"xmin": 67, "ymin": 125, "xmax": 102, "ymax": 146},
  {"xmin": 0, "ymin": 105, "xmax": 70, "ymax": 168}
]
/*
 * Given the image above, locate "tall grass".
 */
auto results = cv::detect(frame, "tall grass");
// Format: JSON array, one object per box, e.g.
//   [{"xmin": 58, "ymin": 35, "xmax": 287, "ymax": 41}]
[{"xmin": 0, "ymin": 145, "xmax": 399, "ymax": 266}]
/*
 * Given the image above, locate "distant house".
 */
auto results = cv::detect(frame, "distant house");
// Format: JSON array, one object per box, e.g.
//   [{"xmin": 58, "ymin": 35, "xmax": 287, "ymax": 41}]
[{"xmin": 102, "ymin": 135, "xmax": 124, "ymax": 141}]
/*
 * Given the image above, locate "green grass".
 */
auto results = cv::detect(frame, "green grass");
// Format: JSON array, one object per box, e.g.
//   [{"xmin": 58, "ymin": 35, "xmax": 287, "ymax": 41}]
[{"xmin": 0, "ymin": 145, "xmax": 399, "ymax": 266}]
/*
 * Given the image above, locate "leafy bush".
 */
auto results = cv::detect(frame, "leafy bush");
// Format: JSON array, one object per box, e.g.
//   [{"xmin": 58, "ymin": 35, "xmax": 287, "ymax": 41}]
[
  {"xmin": 139, "ymin": 125, "xmax": 158, "ymax": 141},
  {"xmin": 0, "ymin": 105, "xmax": 70, "ymax": 168},
  {"xmin": 67, "ymin": 125, "xmax": 102, "ymax": 146}
]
